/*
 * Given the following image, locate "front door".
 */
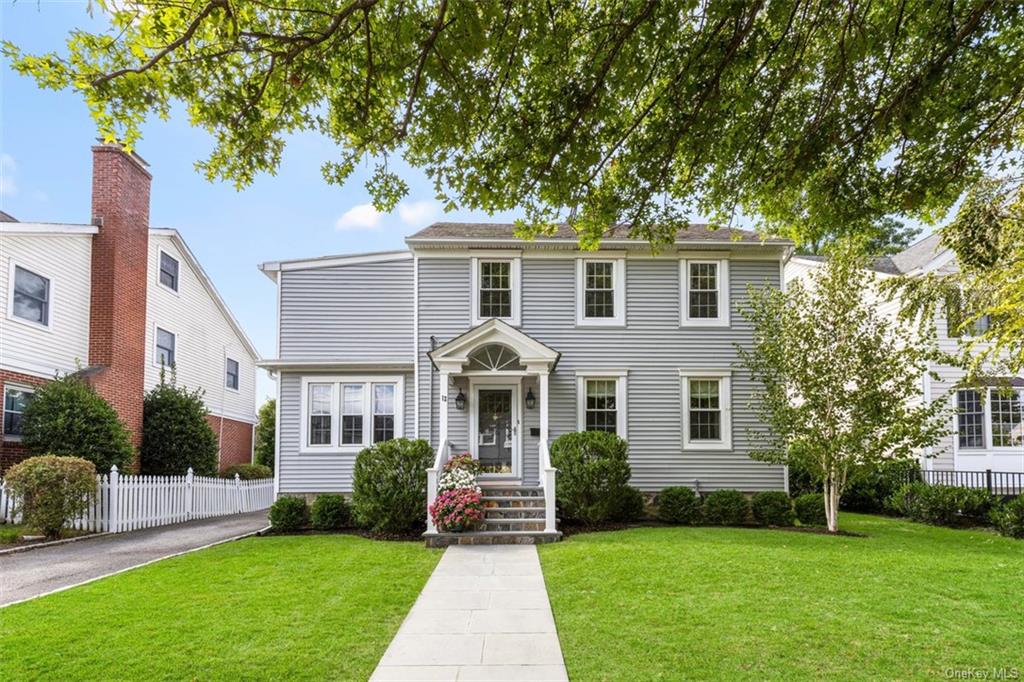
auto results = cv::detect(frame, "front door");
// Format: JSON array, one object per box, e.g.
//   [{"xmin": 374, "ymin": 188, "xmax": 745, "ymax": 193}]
[{"xmin": 474, "ymin": 386, "xmax": 519, "ymax": 477}]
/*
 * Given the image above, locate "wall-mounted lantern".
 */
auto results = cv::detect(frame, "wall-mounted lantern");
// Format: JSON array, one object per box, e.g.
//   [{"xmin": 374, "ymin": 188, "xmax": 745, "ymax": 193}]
[
  {"xmin": 455, "ymin": 389, "xmax": 467, "ymax": 411},
  {"xmin": 525, "ymin": 388, "xmax": 536, "ymax": 410}
]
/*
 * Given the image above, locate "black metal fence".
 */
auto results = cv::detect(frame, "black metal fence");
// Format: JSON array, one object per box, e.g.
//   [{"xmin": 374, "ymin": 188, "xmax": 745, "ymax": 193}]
[{"xmin": 918, "ymin": 469, "xmax": 1024, "ymax": 497}]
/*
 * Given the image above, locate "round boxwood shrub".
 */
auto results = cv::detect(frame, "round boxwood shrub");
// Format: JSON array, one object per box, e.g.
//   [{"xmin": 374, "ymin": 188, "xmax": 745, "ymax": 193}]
[
  {"xmin": 611, "ymin": 486, "xmax": 646, "ymax": 522},
  {"xmin": 351, "ymin": 438, "xmax": 433, "ymax": 534},
  {"xmin": 794, "ymin": 493, "xmax": 827, "ymax": 526},
  {"xmin": 549, "ymin": 431, "xmax": 632, "ymax": 525},
  {"xmin": 141, "ymin": 375, "xmax": 218, "ymax": 476},
  {"xmin": 751, "ymin": 491, "xmax": 795, "ymax": 527},
  {"xmin": 20, "ymin": 375, "xmax": 133, "ymax": 473},
  {"xmin": 221, "ymin": 464, "xmax": 273, "ymax": 480},
  {"xmin": 269, "ymin": 496, "xmax": 308, "ymax": 531},
  {"xmin": 991, "ymin": 496, "xmax": 1024, "ymax": 539},
  {"xmin": 4, "ymin": 455, "xmax": 97, "ymax": 539},
  {"xmin": 702, "ymin": 489, "xmax": 750, "ymax": 526},
  {"xmin": 657, "ymin": 486, "xmax": 702, "ymax": 525},
  {"xmin": 311, "ymin": 494, "xmax": 350, "ymax": 530}
]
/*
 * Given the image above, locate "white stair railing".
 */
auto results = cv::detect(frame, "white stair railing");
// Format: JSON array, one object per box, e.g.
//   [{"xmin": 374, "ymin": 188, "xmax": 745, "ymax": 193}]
[
  {"xmin": 539, "ymin": 439, "xmax": 557, "ymax": 533},
  {"xmin": 425, "ymin": 439, "xmax": 451, "ymax": 533}
]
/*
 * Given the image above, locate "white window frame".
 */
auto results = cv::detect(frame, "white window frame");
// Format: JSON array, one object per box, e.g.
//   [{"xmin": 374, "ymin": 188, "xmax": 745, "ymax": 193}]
[
  {"xmin": 471, "ymin": 256, "xmax": 521, "ymax": 326},
  {"xmin": 954, "ymin": 388, "xmax": 986, "ymax": 450},
  {"xmin": 679, "ymin": 259, "xmax": 730, "ymax": 327},
  {"xmin": 7, "ymin": 260, "xmax": 54, "ymax": 332},
  {"xmin": 680, "ymin": 369, "xmax": 732, "ymax": 450},
  {"xmin": 225, "ymin": 357, "xmax": 240, "ymax": 392},
  {"xmin": 575, "ymin": 256, "xmax": 626, "ymax": 327},
  {"xmin": 299, "ymin": 375, "xmax": 405, "ymax": 454},
  {"xmin": 3, "ymin": 384, "xmax": 35, "ymax": 441},
  {"xmin": 987, "ymin": 386, "xmax": 1024, "ymax": 449},
  {"xmin": 157, "ymin": 247, "xmax": 181, "ymax": 295},
  {"xmin": 340, "ymin": 383, "xmax": 366, "ymax": 447},
  {"xmin": 153, "ymin": 324, "xmax": 177, "ymax": 368},
  {"xmin": 575, "ymin": 370, "xmax": 628, "ymax": 439}
]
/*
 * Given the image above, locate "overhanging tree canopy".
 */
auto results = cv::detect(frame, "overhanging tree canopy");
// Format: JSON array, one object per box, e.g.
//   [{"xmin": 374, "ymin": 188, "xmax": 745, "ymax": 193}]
[{"xmin": 5, "ymin": 0, "xmax": 1024, "ymax": 247}]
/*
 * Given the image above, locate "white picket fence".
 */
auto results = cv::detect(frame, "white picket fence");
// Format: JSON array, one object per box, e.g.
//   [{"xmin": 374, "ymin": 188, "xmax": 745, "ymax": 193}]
[{"xmin": 0, "ymin": 466, "xmax": 273, "ymax": 534}]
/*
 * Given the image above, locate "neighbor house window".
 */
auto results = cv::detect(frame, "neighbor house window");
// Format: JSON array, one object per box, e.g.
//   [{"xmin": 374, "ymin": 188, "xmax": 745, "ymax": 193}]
[
  {"xmin": 373, "ymin": 384, "xmax": 396, "ymax": 443},
  {"xmin": 308, "ymin": 383, "xmax": 334, "ymax": 446},
  {"xmin": 956, "ymin": 389, "xmax": 985, "ymax": 449},
  {"xmin": 576, "ymin": 372, "xmax": 627, "ymax": 437},
  {"xmin": 301, "ymin": 376, "xmax": 404, "ymax": 452},
  {"xmin": 680, "ymin": 259, "xmax": 729, "ymax": 326},
  {"xmin": 11, "ymin": 265, "xmax": 50, "ymax": 327},
  {"xmin": 990, "ymin": 388, "xmax": 1023, "ymax": 448},
  {"xmin": 471, "ymin": 257, "xmax": 520, "ymax": 325},
  {"xmin": 956, "ymin": 386, "xmax": 1024, "ymax": 450},
  {"xmin": 3, "ymin": 385, "xmax": 34, "ymax": 439},
  {"xmin": 159, "ymin": 250, "xmax": 179, "ymax": 292},
  {"xmin": 225, "ymin": 358, "xmax": 239, "ymax": 390},
  {"xmin": 155, "ymin": 327, "xmax": 176, "ymax": 367},
  {"xmin": 341, "ymin": 384, "xmax": 364, "ymax": 445},
  {"xmin": 576, "ymin": 258, "xmax": 625, "ymax": 326},
  {"xmin": 680, "ymin": 370, "xmax": 732, "ymax": 450}
]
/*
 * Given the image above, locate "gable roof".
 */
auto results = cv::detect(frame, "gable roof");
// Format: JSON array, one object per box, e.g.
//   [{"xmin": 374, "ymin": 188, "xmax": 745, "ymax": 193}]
[
  {"xmin": 889, "ymin": 233, "xmax": 945, "ymax": 274},
  {"xmin": 408, "ymin": 222, "xmax": 789, "ymax": 246}
]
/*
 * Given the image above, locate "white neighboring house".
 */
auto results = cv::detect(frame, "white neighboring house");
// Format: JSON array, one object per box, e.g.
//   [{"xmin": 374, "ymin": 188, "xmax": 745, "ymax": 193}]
[{"xmin": 786, "ymin": 234, "xmax": 1024, "ymax": 476}]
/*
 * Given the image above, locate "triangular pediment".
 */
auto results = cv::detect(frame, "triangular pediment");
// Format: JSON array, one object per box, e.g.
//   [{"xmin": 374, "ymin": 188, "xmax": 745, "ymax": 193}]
[{"xmin": 428, "ymin": 319, "xmax": 560, "ymax": 373}]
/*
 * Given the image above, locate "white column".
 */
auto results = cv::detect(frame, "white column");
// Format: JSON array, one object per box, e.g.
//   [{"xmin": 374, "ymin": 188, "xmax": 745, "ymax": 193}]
[
  {"xmin": 538, "ymin": 371, "xmax": 549, "ymax": 445},
  {"xmin": 108, "ymin": 465, "xmax": 120, "ymax": 533},
  {"xmin": 438, "ymin": 370, "xmax": 450, "ymax": 448}
]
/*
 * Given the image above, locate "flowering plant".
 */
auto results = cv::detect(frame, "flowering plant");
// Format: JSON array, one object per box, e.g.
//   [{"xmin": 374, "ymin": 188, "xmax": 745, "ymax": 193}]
[
  {"xmin": 429, "ymin": 487, "xmax": 485, "ymax": 532},
  {"xmin": 439, "ymin": 466, "xmax": 479, "ymax": 493},
  {"xmin": 444, "ymin": 453, "xmax": 481, "ymax": 475}
]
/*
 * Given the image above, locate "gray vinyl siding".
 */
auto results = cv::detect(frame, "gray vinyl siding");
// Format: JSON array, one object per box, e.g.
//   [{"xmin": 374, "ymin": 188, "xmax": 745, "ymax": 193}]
[{"xmin": 279, "ymin": 259, "xmax": 413, "ymax": 361}]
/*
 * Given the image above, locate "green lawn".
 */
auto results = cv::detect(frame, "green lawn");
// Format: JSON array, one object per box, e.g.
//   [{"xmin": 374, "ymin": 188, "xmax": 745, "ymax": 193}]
[
  {"xmin": 540, "ymin": 514, "xmax": 1024, "ymax": 681},
  {"xmin": 1, "ymin": 535, "xmax": 441, "ymax": 681}
]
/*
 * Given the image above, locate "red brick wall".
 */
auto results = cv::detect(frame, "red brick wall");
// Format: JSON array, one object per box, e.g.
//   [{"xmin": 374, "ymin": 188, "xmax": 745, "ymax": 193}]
[
  {"xmin": 207, "ymin": 414, "xmax": 254, "ymax": 472},
  {"xmin": 0, "ymin": 370, "xmax": 47, "ymax": 473},
  {"xmin": 88, "ymin": 144, "xmax": 152, "ymax": 455}
]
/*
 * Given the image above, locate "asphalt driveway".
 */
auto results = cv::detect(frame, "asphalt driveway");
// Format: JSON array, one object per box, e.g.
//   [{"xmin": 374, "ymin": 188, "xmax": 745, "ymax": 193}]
[{"xmin": 0, "ymin": 511, "xmax": 268, "ymax": 606}]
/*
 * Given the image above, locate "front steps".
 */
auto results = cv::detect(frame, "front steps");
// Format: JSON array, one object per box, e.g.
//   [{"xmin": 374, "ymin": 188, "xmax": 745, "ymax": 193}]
[{"xmin": 424, "ymin": 486, "xmax": 562, "ymax": 547}]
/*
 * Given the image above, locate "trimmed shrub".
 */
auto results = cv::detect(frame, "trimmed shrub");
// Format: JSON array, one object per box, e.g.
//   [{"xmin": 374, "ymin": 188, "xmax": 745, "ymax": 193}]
[
  {"xmin": 351, "ymin": 438, "xmax": 433, "ymax": 534},
  {"xmin": 20, "ymin": 375, "xmax": 133, "ymax": 473},
  {"xmin": 611, "ymin": 486, "xmax": 646, "ymax": 522},
  {"xmin": 885, "ymin": 481, "xmax": 929, "ymax": 517},
  {"xmin": 895, "ymin": 484, "xmax": 996, "ymax": 527},
  {"xmin": 751, "ymin": 491, "xmax": 795, "ymax": 527},
  {"xmin": 4, "ymin": 456, "xmax": 96, "ymax": 539},
  {"xmin": 842, "ymin": 458, "xmax": 921, "ymax": 513},
  {"xmin": 141, "ymin": 375, "xmax": 218, "ymax": 476},
  {"xmin": 310, "ymin": 494, "xmax": 350, "ymax": 530},
  {"xmin": 702, "ymin": 489, "xmax": 750, "ymax": 526},
  {"xmin": 991, "ymin": 497, "xmax": 1024, "ymax": 539},
  {"xmin": 221, "ymin": 464, "xmax": 273, "ymax": 480},
  {"xmin": 269, "ymin": 496, "xmax": 308, "ymax": 531},
  {"xmin": 549, "ymin": 431, "xmax": 632, "ymax": 525},
  {"xmin": 794, "ymin": 493, "xmax": 827, "ymax": 526},
  {"xmin": 254, "ymin": 399, "xmax": 276, "ymax": 470},
  {"xmin": 657, "ymin": 487, "xmax": 702, "ymax": 525}
]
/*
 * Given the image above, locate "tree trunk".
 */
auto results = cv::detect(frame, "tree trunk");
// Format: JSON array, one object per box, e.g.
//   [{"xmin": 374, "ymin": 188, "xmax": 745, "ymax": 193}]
[{"xmin": 823, "ymin": 478, "xmax": 840, "ymax": 532}]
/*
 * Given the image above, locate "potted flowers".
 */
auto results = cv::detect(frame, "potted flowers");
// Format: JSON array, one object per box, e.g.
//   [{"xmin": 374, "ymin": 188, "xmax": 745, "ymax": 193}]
[{"xmin": 429, "ymin": 453, "xmax": 484, "ymax": 532}]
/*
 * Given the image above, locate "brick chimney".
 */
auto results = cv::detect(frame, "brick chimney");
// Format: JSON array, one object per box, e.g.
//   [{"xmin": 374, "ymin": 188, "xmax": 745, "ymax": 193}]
[{"xmin": 88, "ymin": 143, "xmax": 152, "ymax": 454}]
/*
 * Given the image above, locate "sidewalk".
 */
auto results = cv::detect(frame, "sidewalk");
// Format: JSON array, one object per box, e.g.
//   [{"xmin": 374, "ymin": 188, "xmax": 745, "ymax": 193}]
[{"xmin": 371, "ymin": 544, "xmax": 568, "ymax": 681}]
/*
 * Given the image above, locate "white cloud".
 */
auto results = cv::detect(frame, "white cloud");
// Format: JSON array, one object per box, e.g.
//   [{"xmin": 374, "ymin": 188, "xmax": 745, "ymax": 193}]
[
  {"xmin": 0, "ymin": 154, "xmax": 17, "ymax": 197},
  {"xmin": 398, "ymin": 200, "xmax": 438, "ymax": 226},
  {"xmin": 335, "ymin": 199, "xmax": 440, "ymax": 231},
  {"xmin": 335, "ymin": 203, "xmax": 382, "ymax": 231}
]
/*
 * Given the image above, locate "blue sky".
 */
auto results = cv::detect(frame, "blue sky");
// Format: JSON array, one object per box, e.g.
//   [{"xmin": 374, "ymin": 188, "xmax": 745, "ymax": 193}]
[{"xmin": 0, "ymin": 2, "xmax": 521, "ymax": 404}]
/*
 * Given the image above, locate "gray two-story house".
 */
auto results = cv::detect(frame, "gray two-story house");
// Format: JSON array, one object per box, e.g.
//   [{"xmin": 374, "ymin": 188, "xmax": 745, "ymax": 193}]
[{"xmin": 260, "ymin": 223, "xmax": 793, "ymax": 541}]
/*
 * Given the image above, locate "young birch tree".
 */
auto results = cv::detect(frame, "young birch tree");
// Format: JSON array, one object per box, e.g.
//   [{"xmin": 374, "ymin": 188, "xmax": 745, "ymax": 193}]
[{"xmin": 738, "ymin": 242, "xmax": 948, "ymax": 532}]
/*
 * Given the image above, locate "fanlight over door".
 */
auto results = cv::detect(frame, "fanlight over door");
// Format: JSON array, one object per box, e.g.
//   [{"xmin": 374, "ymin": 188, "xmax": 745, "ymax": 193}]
[{"xmin": 466, "ymin": 344, "xmax": 525, "ymax": 372}]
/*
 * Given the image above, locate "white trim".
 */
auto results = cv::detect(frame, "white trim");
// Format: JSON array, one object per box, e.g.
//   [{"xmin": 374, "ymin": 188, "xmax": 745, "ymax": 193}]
[
  {"xmin": 257, "ymin": 359, "xmax": 414, "ymax": 371},
  {"xmin": 273, "ymin": 367, "xmax": 281, "ymax": 497},
  {"xmin": 156, "ymin": 247, "xmax": 181, "ymax": 296},
  {"xmin": 259, "ymin": 249, "xmax": 414, "ymax": 277},
  {"xmin": 469, "ymin": 379, "xmax": 522, "ymax": 479},
  {"xmin": 576, "ymin": 373, "xmax": 628, "ymax": 439},
  {"xmin": 152, "ymin": 323, "xmax": 177, "ymax": 368},
  {"xmin": 680, "ymin": 258, "xmax": 730, "ymax": 328},
  {"xmin": 575, "ymin": 368, "xmax": 629, "ymax": 377},
  {"xmin": 2, "ymin": 383, "xmax": 35, "ymax": 442},
  {"xmin": 0, "ymin": 222, "xmax": 98, "ymax": 236},
  {"xmin": 951, "ymin": 387, "xmax": 1024, "ymax": 473},
  {"xmin": 298, "ymin": 375, "xmax": 405, "ymax": 454},
  {"xmin": 575, "ymin": 256, "xmax": 626, "ymax": 327},
  {"xmin": 680, "ymin": 371, "xmax": 733, "ymax": 451},
  {"xmin": 470, "ymin": 256, "xmax": 522, "ymax": 327},
  {"xmin": 7, "ymin": 260, "xmax": 54, "ymax": 332},
  {"xmin": 413, "ymin": 254, "xmax": 420, "ymax": 439},
  {"xmin": 429, "ymin": 319, "xmax": 559, "ymax": 373}
]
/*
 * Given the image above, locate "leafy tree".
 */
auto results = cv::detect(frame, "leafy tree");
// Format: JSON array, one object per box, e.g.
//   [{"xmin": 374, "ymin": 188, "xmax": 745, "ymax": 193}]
[
  {"xmin": 254, "ymin": 398, "xmax": 276, "ymax": 470},
  {"xmin": 796, "ymin": 216, "xmax": 921, "ymax": 257},
  {"xmin": 20, "ymin": 374, "xmax": 133, "ymax": 473},
  {"xmin": 4, "ymin": 2, "xmax": 1024, "ymax": 249},
  {"xmin": 737, "ymin": 241, "xmax": 948, "ymax": 532},
  {"xmin": 141, "ymin": 372, "xmax": 219, "ymax": 476}
]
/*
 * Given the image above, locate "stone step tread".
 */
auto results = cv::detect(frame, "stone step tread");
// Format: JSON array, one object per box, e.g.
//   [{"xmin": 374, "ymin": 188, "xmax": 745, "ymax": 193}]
[
  {"xmin": 481, "ymin": 495, "xmax": 546, "ymax": 502},
  {"xmin": 484, "ymin": 510, "xmax": 546, "ymax": 518},
  {"xmin": 481, "ymin": 517, "xmax": 547, "ymax": 523}
]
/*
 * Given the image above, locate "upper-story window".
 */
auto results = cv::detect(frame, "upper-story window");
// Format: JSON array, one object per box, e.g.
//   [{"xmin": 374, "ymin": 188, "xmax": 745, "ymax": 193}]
[
  {"xmin": 576, "ymin": 257, "xmax": 625, "ymax": 326},
  {"xmin": 155, "ymin": 327, "xmax": 176, "ymax": 367},
  {"xmin": 680, "ymin": 370, "xmax": 732, "ymax": 450},
  {"xmin": 159, "ymin": 250, "xmax": 180, "ymax": 292},
  {"xmin": 956, "ymin": 386, "xmax": 1024, "ymax": 450},
  {"xmin": 680, "ymin": 259, "xmax": 730, "ymax": 327},
  {"xmin": 225, "ymin": 358, "xmax": 240, "ymax": 390},
  {"xmin": 3, "ymin": 385, "xmax": 34, "ymax": 439},
  {"xmin": 471, "ymin": 257, "xmax": 520, "ymax": 326},
  {"xmin": 11, "ymin": 265, "xmax": 51, "ymax": 327}
]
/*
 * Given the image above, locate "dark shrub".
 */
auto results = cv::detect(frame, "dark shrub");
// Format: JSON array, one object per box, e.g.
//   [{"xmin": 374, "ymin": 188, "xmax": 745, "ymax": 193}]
[
  {"xmin": 550, "ymin": 431, "xmax": 632, "ymax": 525},
  {"xmin": 657, "ymin": 487, "xmax": 702, "ymax": 525},
  {"xmin": 351, "ymin": 438, "xmax": 433, "ymax": 534},
  {"xmin": 900, "ymin": 485, "xmax": 996, "ymax": 527},
  {"xmin": 786, "ymin": 460, "xmax": 819, "ymax": 498},
  {"xmin": 702, "ymin": 489, "xmax": 750, "ymax": 526},
  {"xmin": 611, "ymin": 486, "xmax": 646, "ymax": 522},
  {"xmin": 221, "ymin": 463, "xmax": 273, "ymax": 480},
  {"xmin": 991, "ymin": 497, "xmax": 1024, "ymax": 539},
  {"xmin": 20, "ymin": 374, "xmax": 133, "ymax": 473},
  {"xmin": 311, "ymin": 494, "xmax": 350, "ymax": 530},
  {"xmin": 751, "ymin": 491, "xmax": 795, "ymax": 527},
  {"xmin": 4, "ymin": 456, "xmax": 96, "ymax": 539},
  {"xmin": 254, "ymin": 399, "xmax": 276, "ymax": 470},
  {"xmin": 141, "ymin": 374, "xmax": 218, "ymax": 476},
  {"xmin": 885, "ymin": 481, "xmax": 929, "ymax": 517},
  {"xmin": 269, "ymin": 496, "xmax": 308, "ymax": 531},
  {"xmin": 842, "ymin": 459, "xmax": 921, "ymax": 513},
  {"xmin": 794, "ymin": 493, "xmax": 827, "ymax": 526}
]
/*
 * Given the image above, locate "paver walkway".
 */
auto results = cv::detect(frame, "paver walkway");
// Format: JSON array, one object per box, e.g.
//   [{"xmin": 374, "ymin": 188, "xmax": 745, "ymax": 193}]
[{"xmin": 371, "ymin": 545, "xmax": 568, "ymax": 681}]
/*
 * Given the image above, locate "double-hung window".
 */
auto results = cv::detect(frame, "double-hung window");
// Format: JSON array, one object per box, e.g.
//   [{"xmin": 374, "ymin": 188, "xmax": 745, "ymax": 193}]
[
  {"xmin": 680, "ymin": 259, "xmax": 729, "ymax": 326},
  {"xmin": 956, "ymin": 389, "xmax": 985, "ymax": 449},
  {"xmin": 308, "ymin": 383, "xmax": 334, "ymax": 446},
  {"xmin": 301, "ymin": 376, "xmax": 404, "ymax": 452},
  {"xmin": 680, "ymin": 370, "xmax": 732, "ymax": 450},
  {"xmin": 576, "ymin": 372, "xmax": 627, "ymax": 437},
  {"xmin": 955, "ymin": 386, "xmax": 1024, "ymax": 450},
  {"xmin": 471, "ymin": 257, "xmax": 520, "ymax": 325},
  {"xmin": 155, "ymin": 327, "xmax": 176, "ymax": 367},
  {"xmin": 341, "ymin": 384, "xmax": 364, "ymax": 445},
  {"xmin": 225, "ymin": 358, "xmax": 240, "ymax": 390},
  {"xmin": 373, "ymin": 384, "xmax": 396, "ymax": 443},
  {"xmin": 159, "ymin": 250, "xmax": 180, "ymax": 292},
  {"xmin": 576, "ymin": 257, "xmax": 625, "ymax": 326},
  {"xmin": 3, "ymin": 385, "xmax": 34, "ymax": 439},
  {"xmin": 11, "ymin": 265, "xmax": 51, "ymax": 327},
  {"xmin": 990, "ymin": 388, "xmax": 1023, "ymax": 448}
]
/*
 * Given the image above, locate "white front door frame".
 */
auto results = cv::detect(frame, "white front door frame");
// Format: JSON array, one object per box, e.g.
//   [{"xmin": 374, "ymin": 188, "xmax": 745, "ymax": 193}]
[{"xmin": 469, "ymin": 376, "xmax": 522, "ymax": 480}]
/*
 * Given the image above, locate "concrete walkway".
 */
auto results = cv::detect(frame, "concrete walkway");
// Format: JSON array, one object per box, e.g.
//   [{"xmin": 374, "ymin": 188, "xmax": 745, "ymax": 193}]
[
  {"xmin": 372, "ymin": 545, "xmax": 568, "ymax": 681},
  {"xmin": 0, "ymin": 511, "xmax": 267, "ymax": 606}
]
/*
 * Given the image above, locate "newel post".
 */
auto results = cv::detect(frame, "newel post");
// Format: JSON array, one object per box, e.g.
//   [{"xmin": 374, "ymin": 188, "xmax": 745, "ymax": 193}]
[
  {"xmin": 186, "ymin": 467, "xmax": 195, "ymax": 520},
  {"xmin": 234, "ymin": 473, "xmax": 243, "ymax": 513},
  {"xmin": 108, "ymin": 465, "xmax": 120, "ymax": 533}
]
